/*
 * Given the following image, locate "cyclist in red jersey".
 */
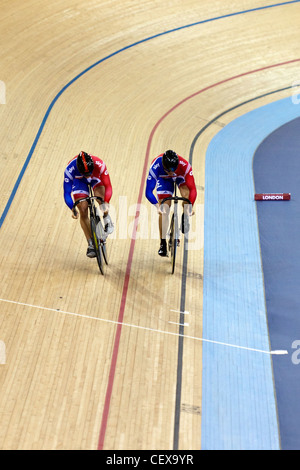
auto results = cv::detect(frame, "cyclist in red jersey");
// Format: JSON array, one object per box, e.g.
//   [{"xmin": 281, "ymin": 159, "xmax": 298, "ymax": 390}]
[
  {"xmin": 64, "ymin": 151, "xmax": 114, "ymax": 258},
  {"xmin": 145, "ymin": 150, "xmax": 197, "ymax": 256}
]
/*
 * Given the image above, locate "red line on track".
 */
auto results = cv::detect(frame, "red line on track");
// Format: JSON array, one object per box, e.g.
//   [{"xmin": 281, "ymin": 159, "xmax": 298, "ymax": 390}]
[{"xmin": 97, "ymin": 58, "xmax": 300, "ymax": 449}]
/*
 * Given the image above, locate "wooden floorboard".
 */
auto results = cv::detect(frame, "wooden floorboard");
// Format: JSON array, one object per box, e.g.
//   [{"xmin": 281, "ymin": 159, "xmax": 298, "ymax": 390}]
[{"xmin": 0, "ymin": 0, "xmax": 299, "ymax": 449}]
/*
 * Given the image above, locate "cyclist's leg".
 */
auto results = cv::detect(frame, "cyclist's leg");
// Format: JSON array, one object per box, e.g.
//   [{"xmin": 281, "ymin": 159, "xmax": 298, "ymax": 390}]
[
  {"xmin": 158, "ymin": 196, "xmax": 171, "ymax": 240},
  {"xmin": 93, "ymin": 182, "xmax": 107, "ymax": 214},
  {"xmin": 178, "ymin": 183, "xmax": 191, "ymax": 201},
  {"xmin": 73, "ymin": 193, "xmax": 96, "ymax": 257},
  {"xmin": 178, "ymin": 182, "xmax": 192, "ymax": 233},
  {"xmin": 157, "ymin": 178, "xmax": 174, "ymax": 239},
  {"xmin": 156, "ymin": 178, "xmax": 174, "ymax": 256},
  {"xmin": 93, "ymin": 182, "xmax": 114, "ymax": 234},
  {"xmin": 72, "ymin": 180, "xmax": 91, "ymax": 241}
]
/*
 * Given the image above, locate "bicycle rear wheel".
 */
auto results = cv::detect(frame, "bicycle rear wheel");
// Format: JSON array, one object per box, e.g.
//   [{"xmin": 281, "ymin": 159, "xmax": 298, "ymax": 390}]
[
  {"xmin": 168, "ymin": 213, "xmax": 177, "ymax": 274},
  {"xmin": 101, "ymin": 241, "xmax": 108, "ymax": 265},
  {"xmin": 91, "ymin": 218, "xmax": 104, "ymax": 274},
  {"xmin": 95, "ymin": 216, "xmax": 108, "ymax": 265}
]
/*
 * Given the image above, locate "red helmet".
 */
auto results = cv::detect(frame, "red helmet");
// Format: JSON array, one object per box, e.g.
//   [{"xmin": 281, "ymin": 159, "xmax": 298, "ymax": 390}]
[{"xmin": 76, "ymin": 151, "xmax": 94, "ymax": 176}]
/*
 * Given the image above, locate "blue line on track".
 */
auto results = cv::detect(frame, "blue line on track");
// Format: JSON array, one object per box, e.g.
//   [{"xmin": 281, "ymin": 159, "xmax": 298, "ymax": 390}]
[{"xmin": 0, "ymin": 0, "xmax": 299, "ymax": 229}]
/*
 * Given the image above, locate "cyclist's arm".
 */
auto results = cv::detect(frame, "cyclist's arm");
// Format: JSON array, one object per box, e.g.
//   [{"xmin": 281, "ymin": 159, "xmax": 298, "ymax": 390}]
[
  {"xmin": 101, "ymin": 170, "xmax": 113, "ymax": 203},
  {"xmin": 184, "ymin": 171, "xmax": 197, "ymax": 205},
  {"xmin": 145, "ymin": 174, "xmax": 158, "ymax": 205},
  {"xmin": 63, "ymin": 177, "xmax": 74, "ymax": 210}
]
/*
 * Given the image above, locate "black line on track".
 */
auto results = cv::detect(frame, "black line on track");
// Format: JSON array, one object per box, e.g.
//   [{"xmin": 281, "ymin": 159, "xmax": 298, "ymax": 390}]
[
  {"xmin": 172, "ymin": 85, "xmax": 295, "ymax": 449},
  {"xmin": 173, "ymin": 236, "xmax": 189, "ymax": 450}
]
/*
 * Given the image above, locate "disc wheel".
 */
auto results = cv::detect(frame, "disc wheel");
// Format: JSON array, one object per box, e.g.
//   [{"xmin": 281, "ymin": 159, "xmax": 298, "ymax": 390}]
[
  {"xmin": 169, "ymin": 214, "xmax": 177, "ymax": 274},
  {"xmin": 96, "ymin": 216, "xmax": 108, "ymax": 265},
  {"xmin": 91, "ymin": 218, "xmax": 104, "ymax": 274}
]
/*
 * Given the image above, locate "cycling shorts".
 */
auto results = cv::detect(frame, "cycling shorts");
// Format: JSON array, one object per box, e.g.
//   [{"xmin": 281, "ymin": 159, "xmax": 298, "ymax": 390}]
[
  {"xmin": 156, "ymin": 176, "xmax": 185, "ymax": 200},
  {"xmin": 72, "ymin": 177, "xmax": 103, "ymax": 201}
]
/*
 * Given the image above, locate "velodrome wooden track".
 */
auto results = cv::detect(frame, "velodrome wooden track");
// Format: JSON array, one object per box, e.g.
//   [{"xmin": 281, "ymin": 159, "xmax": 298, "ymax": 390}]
[{"xmin": 0, "ymin": 0, "xmax": 299, "ymax": 450}]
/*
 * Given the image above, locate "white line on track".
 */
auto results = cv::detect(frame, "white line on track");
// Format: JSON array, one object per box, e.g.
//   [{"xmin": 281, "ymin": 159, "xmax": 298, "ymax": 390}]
[
  {"xmin": 0, "ymin": 297, "xmax": 288, "ymax": 356},
  {"xmin": 168, "ymin": 321, "xmax": 189, "ymax": 327},
  {"xmin": 170, "ymin": 309, "xmax": 189, "ymax": 314}
]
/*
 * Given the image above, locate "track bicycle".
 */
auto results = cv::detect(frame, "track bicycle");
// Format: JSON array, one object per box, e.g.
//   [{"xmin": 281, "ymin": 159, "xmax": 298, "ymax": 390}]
[
  {"xmin": 73, "ymin": 184, "xmax": 108, "ymax": 275},
  {"xmin": 162, "ymin": 185, "xmax": 192, "ymax": 274}
]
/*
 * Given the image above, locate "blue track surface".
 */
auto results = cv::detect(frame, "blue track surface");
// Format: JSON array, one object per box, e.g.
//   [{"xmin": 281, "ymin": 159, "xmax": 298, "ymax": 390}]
[
  {"xmin": 201, "ymin": 97, "xmax": 300, "ymax": 449},
  {"xmin": 253, "ymin": 116, "xmax": 300, "ymax": 450}
]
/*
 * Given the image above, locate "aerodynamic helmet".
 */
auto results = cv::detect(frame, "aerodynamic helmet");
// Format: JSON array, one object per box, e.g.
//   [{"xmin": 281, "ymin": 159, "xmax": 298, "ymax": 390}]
[
  {"xmin": 162, "ymin": 150, "xmax": 179, "ymax": 172},
  {"xmin": 76, "ymin": 151, "xmax": 94, "ymax": 176}
]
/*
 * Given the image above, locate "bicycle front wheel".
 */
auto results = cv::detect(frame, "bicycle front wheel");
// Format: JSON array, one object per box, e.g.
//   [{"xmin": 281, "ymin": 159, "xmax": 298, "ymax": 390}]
[
  {"xmin": 91, "ymin": 218, "xmax": 104, "ymax": 274},
  {"xmin": 101, "ymin": 242, "xmax": 108, "ymax": 265},
  {"xmin": 168, "ymin": 213, "xmax": 177, "ymax": 274},
  {"xmin": 96, "ymin": 217, "xmax": 108, "ymax": 265}
]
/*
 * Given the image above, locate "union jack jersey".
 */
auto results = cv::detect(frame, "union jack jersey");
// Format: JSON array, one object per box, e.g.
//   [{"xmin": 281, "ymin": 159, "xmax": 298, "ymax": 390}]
[
  {"xmin": 63, "ymin": 155, "xmax": 112, "ymax": 210},
  {"xmin": 145, "ymin": 154, "xmax": 197, "ymax": 205}
]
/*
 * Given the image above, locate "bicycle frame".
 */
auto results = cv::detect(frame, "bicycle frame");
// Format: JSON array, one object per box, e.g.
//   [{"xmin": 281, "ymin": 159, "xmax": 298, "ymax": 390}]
[
  {"xmin": 162, "ymin": 186, "xmax": 192, "ymax": 238},
  {"xmin": 161, "ymin": 185, "xmax": 191, "ymax": 274},
  {"xmin": 73, "ymin": 184, "xmax": 108, "ymax": 273}
]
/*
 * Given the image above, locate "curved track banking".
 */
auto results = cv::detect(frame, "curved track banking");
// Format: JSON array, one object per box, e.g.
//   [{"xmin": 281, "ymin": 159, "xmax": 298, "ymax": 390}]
[
  {"xmin": 138, "ymin": 71, "xmax": 299, "ymax": 451},
  {"xmin": 95, "ymin": 5, "xmax": 300, "ymax": 449},
  {"xmin": 99, "ymin": 71, "xmax": 300, "ymax": 452},
  {"xmin": 1, "ymin": 1, "xmax": 299, "ymax": 229},
  {"xmin": 0, "ymin": 0, "xmax": 299, "ymax": 450},
  {"xmin": 201, "ymin": 96, "xmax": 300, "ymax": 450}
]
